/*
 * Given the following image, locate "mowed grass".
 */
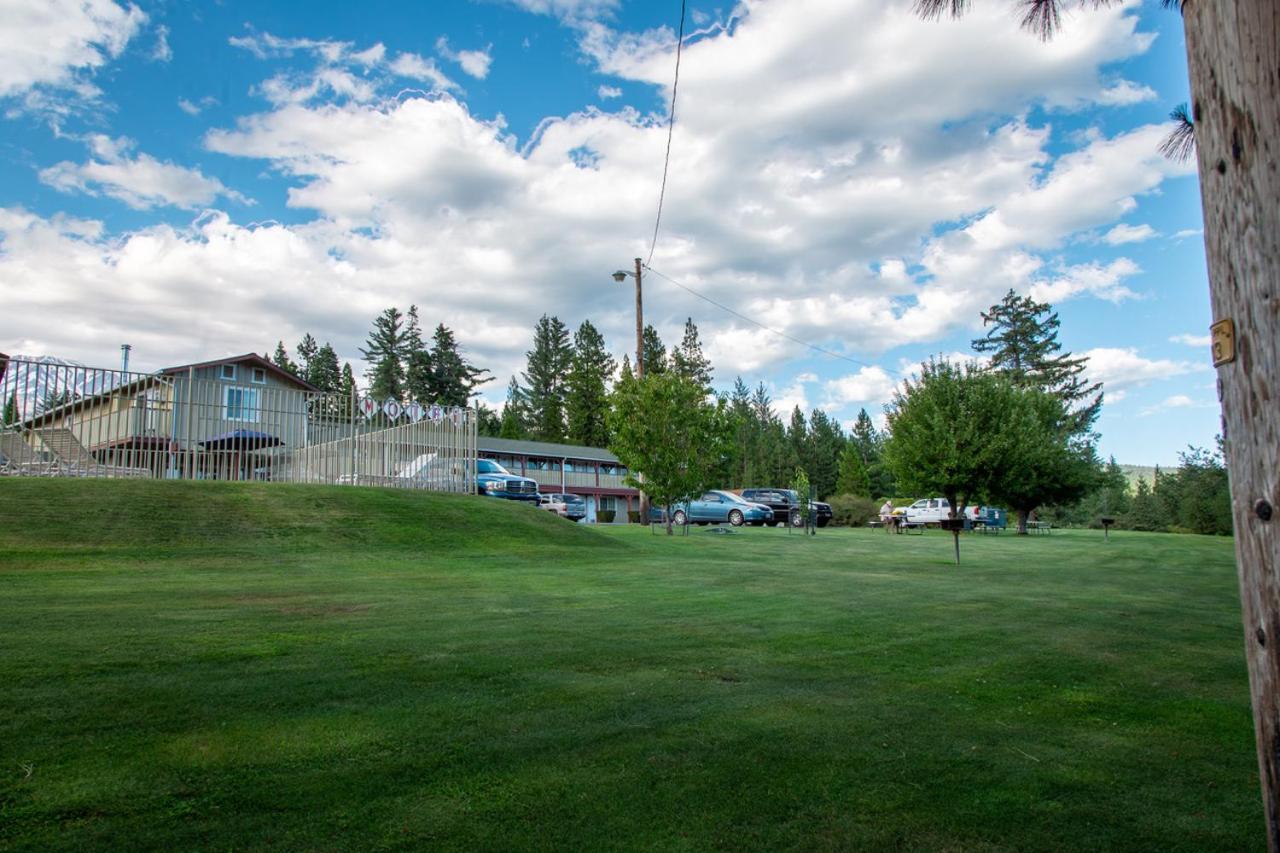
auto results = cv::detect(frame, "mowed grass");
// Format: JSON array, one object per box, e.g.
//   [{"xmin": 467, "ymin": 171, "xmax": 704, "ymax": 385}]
[{"xmin": 0, "ymin": 480, "xmax": 1261, "ymax": 851}]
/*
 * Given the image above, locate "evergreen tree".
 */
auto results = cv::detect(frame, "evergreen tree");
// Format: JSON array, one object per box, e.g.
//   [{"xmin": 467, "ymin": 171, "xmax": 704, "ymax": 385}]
[
  {"xmin": 271, "ymin": 341, "xmax": 299, "ymax": 377},
  {"xmin": 1125, "ymin": 477, "xmax": 1165, "ymax": 532},
  {"xmin": 308, "ymin": 343, "xmax": 342, "ymax": 393},
  {"xmin": 566, "ymin": 320, "xmax": 616, "ymax": 448},
  {"xmin": 499, "ymin": 377, "xmax": 528, "ymax": 440},
  {"xmin": 972, "ymin": 289, "xmax": 1102, "ymax": 433},
  {"xmin": 725, "ymin": 377, "xmax": 755, "ymax": 488},
  {"xmin": 476, "ymin": 403, "xmax": 502, "ymax": 437},
  {"xmin": 360, "ymin": 307, "xmax": 408, "ymax": 402},
  {"xmin": 787, "ymin": 406, "xmax": 809, "ymax": 475},
  {"xmin": 850, "ymin": 409, "xmax": 880, "ymax": 463},
  {"xmin": 411, "ymin": 323, "xmax": 491, "ymax": 406},
  {"xmin": 2, "ymin": 392, "xmax": 16, "ymax": 427},
  {"xmin": 521, "ymin": 315, "xmax": 573, "ymax": 441},
  {"xmin": 640, "ymin": 325, "xmax": 667, "ymax": 376},
  {"xmin": 339, "ymin": 362, "xmax": 358, "ymax": 402},
  {"xmin": 835, "ymin": 442, "xmax": 872, "ymax": 497},
  {"xmin": 670, "ymin": 317, "xmax": 713, "ymax": 391},
  {"xmin": 296, "ymin": 333, "xmax": 319, "ymax": 376},
  {"xmin": 807, "ymin": 409, "xmax": 845, "ymax": 499}
]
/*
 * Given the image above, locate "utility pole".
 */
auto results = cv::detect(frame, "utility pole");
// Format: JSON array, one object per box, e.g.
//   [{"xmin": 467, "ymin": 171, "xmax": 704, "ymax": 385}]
[
  {"xmin": 633, "ymin": 257, "xmax": 644, "ymax": 378},
  {"xmin": 632, "ymin": 257, "xmax": 649, "ymax": 523},
  {"xmin": 612, "ymin": 257, "xmax": 649, "ymax": 523}
]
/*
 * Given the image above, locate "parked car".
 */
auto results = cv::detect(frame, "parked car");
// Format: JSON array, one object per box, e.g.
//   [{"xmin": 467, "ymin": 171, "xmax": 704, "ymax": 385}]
[
  {"xmin": 668, "ymin": 491, "xmax": 774, "ymax": 527},
  {"xmin": 740, "ymin": 488, "xmax": 834, "ymax": 528},
  {"xmin": 542, "ymin": 492, "xmax": 587, "ymax": 522},
  {"xmin": 476, "ymin": 458, "xmax": 540, "ymax": 502},
  {"xmin": 538, "ymin": 494, "xmax": 569, "ymax": 516}
]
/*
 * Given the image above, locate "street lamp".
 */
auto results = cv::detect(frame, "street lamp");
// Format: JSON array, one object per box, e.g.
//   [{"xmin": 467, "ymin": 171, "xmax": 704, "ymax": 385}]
[
  {"xmin": 611, "ymin": 256, "xmax": 647, "ymax": 523},
  {"xmin": 612, "ymin": 257, "xmax": 644, "ymax": 379}
]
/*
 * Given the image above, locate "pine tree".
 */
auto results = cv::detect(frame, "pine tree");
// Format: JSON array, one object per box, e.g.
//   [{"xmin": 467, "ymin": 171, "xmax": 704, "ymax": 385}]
[
  {"xmin": 850, "ymin": 409, "xmax": 879, "ymax": 463},
  {"xmin": 787, "ymin": 406, "xmax": 809, "ymax": 475},
  {"xmin": 309, "ymin": 343, "xmax": 342, "ymax": 393},
  {"xmin": 499, "ymin": 377, "xmax": 528, "ymax": 439},
  {"xmin": 426, "ymin": 323, "xmax": 491, "ymax": 406},
  {"xmin": 360, "ymin": 307, "xmax": 408, "ymax": 402},
  {"xmin": 835, "ymin": 442, "xmax": 872, "ymax": 497},
  {"xmin": 2, "ymin": 392, "xmax": 16, "ymax": 427},
  {"xmin": 271, "ymin": 341, "xmax": 299, "ymax": 377},
  {"xmin": 640, "ymin": 325, "xmax": 667, "ymax": 377},
  {"xmin": 296, "ymin": 334, "xmax": 319, "ymax": 376},
  {"xmin": 807, "ymin": 409, "xmax": 845, "ymax": 499},
  {"xmin": 339, "ymin": 362, "xmax": 358, "ymax": 403},
  {"xmin": 972, "ymin": 289, "xmax": 1102, "ymax": 433},
  {"xmin": 521, "ymin": 314, "xmax": 573, "ymax": 442},
  {"xmin": 566, "ymin": 320, "xmax": 616, "ymax": 448},
  {"xmin": 670, "ymin": 317, "xmax": 713, "ymax": 391}
]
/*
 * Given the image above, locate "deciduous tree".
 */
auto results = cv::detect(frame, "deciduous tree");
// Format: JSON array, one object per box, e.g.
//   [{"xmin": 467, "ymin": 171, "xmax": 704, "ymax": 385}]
[{"xmin": 608, "ymin": 371, "xmax": 730, "ymax": 535}]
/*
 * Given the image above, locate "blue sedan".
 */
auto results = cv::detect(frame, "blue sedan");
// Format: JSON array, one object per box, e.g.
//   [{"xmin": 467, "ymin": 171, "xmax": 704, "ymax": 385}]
[{"xmin": 670, "ymin": 491, "xmax": 773, "ymax": 527}]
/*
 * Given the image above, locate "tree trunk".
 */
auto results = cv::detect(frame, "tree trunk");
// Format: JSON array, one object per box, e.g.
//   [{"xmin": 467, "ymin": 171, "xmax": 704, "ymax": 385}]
[
  {"xmin": 1184, "ymin": 2, "xmax": 1280, "ymax": 845},
  {"xmin": 1016, "ymin": 508, "xmax": 1030, "ymax": 536}
]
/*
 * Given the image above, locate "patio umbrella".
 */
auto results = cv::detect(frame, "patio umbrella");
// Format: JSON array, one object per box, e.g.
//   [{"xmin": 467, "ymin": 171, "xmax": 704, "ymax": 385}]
[
  {"xmin": 200, "ymin": 429, "xmax": 283, "ymax": 451},
  {"xmin": 200, "ymin": 430, "xmax": 283, "ymax": 480}
]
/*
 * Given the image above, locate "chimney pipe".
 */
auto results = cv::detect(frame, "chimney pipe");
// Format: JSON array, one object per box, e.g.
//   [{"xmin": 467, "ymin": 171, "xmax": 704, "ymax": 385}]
[{"xmin": 120, "ymin": 344, "xmax": 132, "ymax": 374}]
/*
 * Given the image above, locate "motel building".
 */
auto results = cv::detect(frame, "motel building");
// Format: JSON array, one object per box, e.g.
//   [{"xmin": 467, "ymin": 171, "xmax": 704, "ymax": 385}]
[{"xmin": 476, "ymin": 437, "xmax": 639, "ymax": 523}]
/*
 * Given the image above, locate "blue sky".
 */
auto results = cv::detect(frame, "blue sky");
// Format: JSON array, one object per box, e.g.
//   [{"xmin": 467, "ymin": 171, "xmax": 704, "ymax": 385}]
[{"xmin": 0, "ymin": 0, "xmax": 1217, "ymax": 465}]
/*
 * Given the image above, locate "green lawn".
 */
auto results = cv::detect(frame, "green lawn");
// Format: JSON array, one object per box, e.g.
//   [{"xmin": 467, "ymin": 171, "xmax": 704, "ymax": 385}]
[{"xmin": 0, "ymin": 480, "xmax": 1261, "ymax": 850}]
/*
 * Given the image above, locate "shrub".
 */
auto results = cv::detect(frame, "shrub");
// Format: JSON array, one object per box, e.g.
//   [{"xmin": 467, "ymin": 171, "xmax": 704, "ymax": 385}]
[
  {"xmin": 627, "ymin": 510, "xmax": 641, "ymax": 524},
  {"xmin": 597, "ymin": 510, "xmax": 616, "ymax": 523},
  {"xmin": 829, "ymin": 494, "xmax": 880, "ymax": 527}
]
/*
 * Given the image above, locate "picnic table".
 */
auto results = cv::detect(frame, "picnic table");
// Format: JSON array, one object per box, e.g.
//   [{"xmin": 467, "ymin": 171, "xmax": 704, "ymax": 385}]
[{"xmin": 1027, "ymin": 521, "xmax": 1051, "ymax": 534}]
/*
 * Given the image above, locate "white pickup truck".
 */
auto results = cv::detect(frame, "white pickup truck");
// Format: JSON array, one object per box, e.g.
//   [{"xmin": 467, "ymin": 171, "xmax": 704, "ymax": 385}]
[
  {"xmin": 901, "ymin": 498, "xmax": 1000, "ymax": 526},
  {"xmin": 902, "ymin": 497, "xmax": 952, "ymax": 524}
]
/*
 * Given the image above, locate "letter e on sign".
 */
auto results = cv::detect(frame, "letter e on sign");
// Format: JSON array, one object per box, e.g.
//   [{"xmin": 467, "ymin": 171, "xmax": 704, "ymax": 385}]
[{"xmin": 1210, "ymin": 318, "xmax": 1236, "ymax": 367}]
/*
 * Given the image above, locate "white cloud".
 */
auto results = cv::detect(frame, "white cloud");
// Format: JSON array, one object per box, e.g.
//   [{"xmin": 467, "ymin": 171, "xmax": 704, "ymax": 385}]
[
  {"xmin": 38, "ymin": 135, "xmax": 250, "ymax": 211},
  {"xmin": 0, "ymin": 0, "xmax": 145, "ymax": 100},
  {"xmin": 1172, "ymin": 228, "xmax": 1202, "ymax": 241},
  {"xmin": 0, "ymin": 1, "xmax": 1187, "ymax": 396},
  {"xmin": 1102, "ymin": 222, "xmax": 1157, "ymax": 244},
  {"xmin": 177, "ymin": 95, "xmax": 217, "ymax": 116},
  {"xmin": 1139, "ymin": 394, "xmax": 1204, "ymax": 416},
  {"xmin": 1169, "ymin": 333, "xmax": 1211, "ymax": 347},
  {"xmin": 597, "ymin": 84, "xmax": 622, "ymax": 99},
  {"xmin": 388, "ymin": 53, "xmax": 458, "ymax": 91},
  {"xmin": 823, "ymin": 367, "xmax": 897, "ymax": 408},
  {"xmin": 1083, "ymin": 347, "xmax": 1205, "ymax": 396},
  {"xmin": 436, "ymin": 37, "xmax": 493, "ymax": 79},
  {"xmin": 1097, "ymin": 79, "xmax": 1156, "ymax": 105},
  {"xmin": 1029, "ymin": 258, "xmax": 1141, "ymax": 304},
  {"xmin": 151, "ymin": 24, "xmax": 172, "ymax": 62}
]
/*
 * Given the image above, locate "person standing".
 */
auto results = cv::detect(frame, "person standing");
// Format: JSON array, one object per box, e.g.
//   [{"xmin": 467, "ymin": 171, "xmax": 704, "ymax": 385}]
[{"xmin": 879, "ymin": 499, "xmax": 895, "ymax": 533}]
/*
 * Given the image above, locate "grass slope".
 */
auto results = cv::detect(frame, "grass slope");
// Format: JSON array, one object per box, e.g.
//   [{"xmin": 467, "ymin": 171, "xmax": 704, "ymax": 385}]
[{"xmin": 0, "ymin": 481, "xmax": 1261, "ymax": 851}]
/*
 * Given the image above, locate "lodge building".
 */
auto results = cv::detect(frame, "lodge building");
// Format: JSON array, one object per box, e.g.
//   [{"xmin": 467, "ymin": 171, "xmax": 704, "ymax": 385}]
[{"xmin": 476, "ymin": 436, "xmax": 640, "ymax": 522}]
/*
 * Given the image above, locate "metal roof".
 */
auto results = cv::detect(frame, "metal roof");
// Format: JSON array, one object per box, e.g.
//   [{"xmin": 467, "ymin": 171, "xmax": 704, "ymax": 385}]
[
  {"xmin": 477, "ymin": 436, "xmax": 621, "ymax": 464},
  {"xmin": 159, "ymin": 353, "xmax": 320, "ymax": 392}
]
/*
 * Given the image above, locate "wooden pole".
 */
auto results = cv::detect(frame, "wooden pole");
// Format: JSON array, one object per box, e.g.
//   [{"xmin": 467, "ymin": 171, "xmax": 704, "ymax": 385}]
[
  {"xmin": 1184, "ymin": 2, "xmax": 1280, "ymax": 845},
  {"xmin": 634, "ymin": 256, "xmax": 649, "ymax": 524}
]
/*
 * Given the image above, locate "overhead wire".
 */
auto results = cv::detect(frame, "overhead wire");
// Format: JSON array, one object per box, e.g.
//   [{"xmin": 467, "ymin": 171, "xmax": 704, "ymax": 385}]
[
  {"xmin": 638, "ymin": 2, "xmax": 901, "ymax": 382},
  {"xmin": 643, "ymin": 265, "xmax": 902, "ymax": 377},
  {"xmin": 645, "ymin": 0, "xmax": 686, "ymax": 268}
]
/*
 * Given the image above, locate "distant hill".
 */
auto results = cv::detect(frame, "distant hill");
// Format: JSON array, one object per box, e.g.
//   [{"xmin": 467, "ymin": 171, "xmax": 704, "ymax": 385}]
[{"xmin": 1119, "ymin": 464, "xmax": 1161, "ymax": 488}]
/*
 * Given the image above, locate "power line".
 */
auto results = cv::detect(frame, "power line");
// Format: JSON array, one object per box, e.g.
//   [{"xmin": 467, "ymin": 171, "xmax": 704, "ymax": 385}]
[
  {"xmin": 643, "ymin": 265, "xmax": 901, "ymax": 376},
  {"xmin": 645, "ymin": 0, "xmax": 686, "ymax": 268}
]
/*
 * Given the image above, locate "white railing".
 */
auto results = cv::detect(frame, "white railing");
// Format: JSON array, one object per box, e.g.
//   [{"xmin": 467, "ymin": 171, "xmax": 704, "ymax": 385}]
[{"xmin": 0, "ymin": 356, "xmax": 477, "ymax": 493}]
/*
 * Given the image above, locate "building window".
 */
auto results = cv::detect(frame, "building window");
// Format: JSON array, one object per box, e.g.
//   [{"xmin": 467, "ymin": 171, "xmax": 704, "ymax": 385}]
[
  {"xmin": 251, "ymin": 367, "xmax": 267, "ymax": 384},
  {"xmin": 225, "ymin": 387, "xmax": 260, "ymax": 422},
  {"xmin": 219, "ymin": 364, "xmax": 236, "ymax": 381}
]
